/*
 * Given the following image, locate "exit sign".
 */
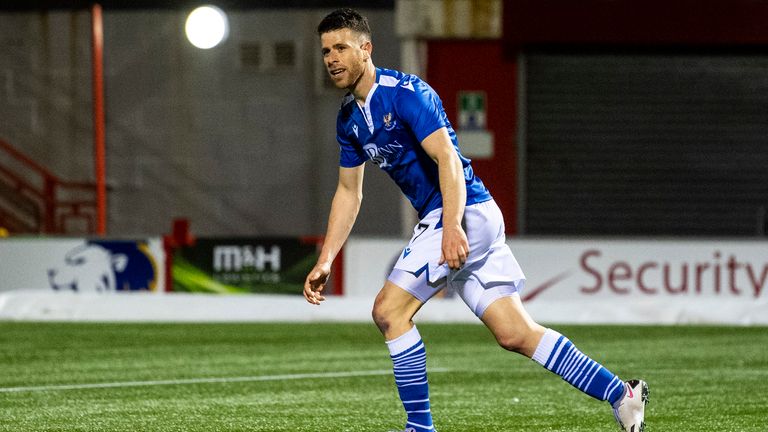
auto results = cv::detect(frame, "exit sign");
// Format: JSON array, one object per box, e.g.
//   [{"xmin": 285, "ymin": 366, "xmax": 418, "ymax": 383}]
[{"xmin": 458, "ymin": 91, "xmax": 487, "ymax": 130}]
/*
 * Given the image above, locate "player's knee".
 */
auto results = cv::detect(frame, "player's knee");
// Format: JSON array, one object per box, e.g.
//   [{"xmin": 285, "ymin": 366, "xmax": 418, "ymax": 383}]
[
  {"xmin": 495, "ymin": 332, "xmax": 529, "ymax": 353},
  {"xmin": 371, "ymin": 306, "xmax": 387, "ymax": 332},
  {"xmin": 371, "ymin": 300, "xmax": 408, "ymax": 335},
  {"xmin": 371, "ymin": 301, "xmax": 394, "ymax": 333}
]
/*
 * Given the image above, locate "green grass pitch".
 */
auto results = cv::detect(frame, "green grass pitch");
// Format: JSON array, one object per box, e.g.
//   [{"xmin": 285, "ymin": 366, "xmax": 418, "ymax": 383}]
[{"xmin": 1, "ymin": 322, "xmax": 766, "ymax": 431}]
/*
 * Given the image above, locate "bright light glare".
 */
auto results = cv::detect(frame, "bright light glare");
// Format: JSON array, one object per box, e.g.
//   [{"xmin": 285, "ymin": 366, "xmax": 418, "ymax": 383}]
[{"xmin": 185, "ymin": 5, "xmax": 229, "ymax": 49}]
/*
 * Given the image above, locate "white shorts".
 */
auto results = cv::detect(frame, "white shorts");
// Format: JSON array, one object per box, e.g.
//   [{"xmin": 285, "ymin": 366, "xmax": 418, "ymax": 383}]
[{"xmin": 388, "ymin": 199, "xmax": 526, "ymax": 318}]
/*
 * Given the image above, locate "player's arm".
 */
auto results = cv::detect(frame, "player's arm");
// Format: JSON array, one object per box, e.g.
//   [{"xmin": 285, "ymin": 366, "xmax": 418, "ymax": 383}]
[
  {"xmin": 304, "ymin": 164, "xmax": 364, "ymax": 305},
  {"xmin": 421, "ymin": 127, "xmax": 468, "ymax": 270}
]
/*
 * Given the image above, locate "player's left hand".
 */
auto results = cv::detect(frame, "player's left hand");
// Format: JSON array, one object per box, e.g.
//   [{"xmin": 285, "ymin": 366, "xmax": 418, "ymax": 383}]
[{"xmin": 439, "ymin": 224, "xmax": 469, "ymax": 270}]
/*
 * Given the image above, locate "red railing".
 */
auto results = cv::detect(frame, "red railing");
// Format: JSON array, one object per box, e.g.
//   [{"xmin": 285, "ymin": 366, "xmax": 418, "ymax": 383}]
[{"xmin": 0, "ymin": 138, "xmax": 97, "ymax": 235}]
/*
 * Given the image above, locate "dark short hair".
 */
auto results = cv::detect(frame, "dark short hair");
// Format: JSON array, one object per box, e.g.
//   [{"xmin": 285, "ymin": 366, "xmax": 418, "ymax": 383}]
[{"xmin": 317, "ymin": 8, "xmax": 371, "ymax": 38}]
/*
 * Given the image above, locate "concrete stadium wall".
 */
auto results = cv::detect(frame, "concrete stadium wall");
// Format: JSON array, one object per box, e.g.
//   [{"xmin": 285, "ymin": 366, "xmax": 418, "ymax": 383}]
[{"xmin": 0, "ymin": 8, "xmax": 403, "ymax": 238}]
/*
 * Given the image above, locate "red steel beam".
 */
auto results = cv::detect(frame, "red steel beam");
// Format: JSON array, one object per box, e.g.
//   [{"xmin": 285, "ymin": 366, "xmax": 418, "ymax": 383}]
[{"xmin": 91, "ymin": 2, "xmax": 107, "ymax": 235}]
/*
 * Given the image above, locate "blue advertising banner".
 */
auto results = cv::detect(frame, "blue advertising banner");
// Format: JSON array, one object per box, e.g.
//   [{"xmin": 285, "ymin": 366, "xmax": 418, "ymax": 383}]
[{"xmin": 0, "ymin": 238, "xmax": 165, "ymax": 292}]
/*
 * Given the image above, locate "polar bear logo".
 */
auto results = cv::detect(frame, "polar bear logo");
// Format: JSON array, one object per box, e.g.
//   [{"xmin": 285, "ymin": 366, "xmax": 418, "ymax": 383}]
[{"xmin": 48, "ymin": 241, "xmax": 157, "ymax": 293}]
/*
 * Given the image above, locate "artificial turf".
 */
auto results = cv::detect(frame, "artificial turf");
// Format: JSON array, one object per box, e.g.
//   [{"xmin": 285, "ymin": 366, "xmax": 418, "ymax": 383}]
[{"xmin": 0, "ymin": 322, "xmax": 766, "ymax": 431}]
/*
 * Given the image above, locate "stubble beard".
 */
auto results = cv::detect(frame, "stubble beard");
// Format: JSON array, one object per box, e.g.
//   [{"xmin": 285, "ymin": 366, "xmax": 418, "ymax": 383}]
[{"xmin": 334, "ymin": 60, "xmax": 366, "ymax": 93}]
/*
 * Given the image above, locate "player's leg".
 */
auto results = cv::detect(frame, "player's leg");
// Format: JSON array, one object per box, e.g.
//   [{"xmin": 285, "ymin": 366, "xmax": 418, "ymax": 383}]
[
  {"xmin": 478, "ymin": 294, "xmax": 545, "ymax": 357},
  {"xmin": 481, "ymin": 293, "xmax": 626, "ymax": 402},
  {"xmin": 372, "ymin": 280, "xmax": 424, "ymax": 339},
  {"xmin": 376, "ymin": 207, "xmax": 451, "ymax": 431},
  {"xmin": 456, "ymin": 200, "xmax": 647, "ymax": 431},
  {"xmin": 372, "ymin": 281, "xmax": 435, "ymax": 432},
  {"xmin": 479, "ymin": 293, "xmax": 648, "ymax": 432}
]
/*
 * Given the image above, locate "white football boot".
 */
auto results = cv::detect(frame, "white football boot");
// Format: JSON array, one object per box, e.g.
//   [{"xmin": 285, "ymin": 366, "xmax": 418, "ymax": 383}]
[{"xmin": 612, "ymin": 379, "xmax": 649, "ymax": 432}]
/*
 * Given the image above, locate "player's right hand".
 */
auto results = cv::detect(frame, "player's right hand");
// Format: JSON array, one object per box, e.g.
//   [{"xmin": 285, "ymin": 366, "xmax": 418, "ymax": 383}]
[
  {"xmin": 303, "ymin": 262, "xmax": 331, "ymax": 305},
  {"xmin": 439, "ymin": 224, "xmax": 469, "ymax": 270}
]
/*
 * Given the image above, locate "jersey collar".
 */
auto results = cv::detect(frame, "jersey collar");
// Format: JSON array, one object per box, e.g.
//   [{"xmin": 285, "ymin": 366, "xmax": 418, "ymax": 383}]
[{"xmin": 356, "ymin": 68, "xmax": 382, "ymax": 134}]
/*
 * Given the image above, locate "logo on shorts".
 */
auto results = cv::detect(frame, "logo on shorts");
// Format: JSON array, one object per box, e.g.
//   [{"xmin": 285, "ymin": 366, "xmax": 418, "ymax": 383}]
[
  {"xmin": 405, "ymin": 263, "xmax": 446, "ymax": 289},
  {"xmin": 402, "ymin": 247, "xmax": 412, "ymax": 258}
]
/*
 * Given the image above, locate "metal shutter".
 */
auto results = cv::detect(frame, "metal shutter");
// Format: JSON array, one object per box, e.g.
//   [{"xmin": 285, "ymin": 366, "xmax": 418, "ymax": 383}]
[{"xmin": 524, "ymin": 52, "xmax": 768, "ymax": 236}]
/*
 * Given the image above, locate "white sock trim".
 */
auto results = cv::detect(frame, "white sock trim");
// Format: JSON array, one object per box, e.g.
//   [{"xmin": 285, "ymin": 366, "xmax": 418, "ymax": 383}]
[
  {"xmin": 531, "ymin": 328, "xmax": 563, "ymax": 366},
  {"xmin": 386, "ymin": 325, "xmax": 422, "ymax": 356}
]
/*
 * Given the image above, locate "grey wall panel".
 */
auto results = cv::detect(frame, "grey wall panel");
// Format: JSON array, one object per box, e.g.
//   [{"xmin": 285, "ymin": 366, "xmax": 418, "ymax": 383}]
[{"xmin": 525, "ymin": 53, "xmax": 768, "ymax": 236}]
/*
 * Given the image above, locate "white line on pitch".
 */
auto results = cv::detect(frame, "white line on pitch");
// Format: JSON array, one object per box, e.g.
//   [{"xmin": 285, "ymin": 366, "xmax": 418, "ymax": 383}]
[{"xmin": 0, "ymin": 368, "xmax": 450, "ymax": 393}]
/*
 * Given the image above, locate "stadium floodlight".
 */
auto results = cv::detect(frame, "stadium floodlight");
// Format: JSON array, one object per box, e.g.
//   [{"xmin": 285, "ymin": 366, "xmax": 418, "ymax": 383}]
[{"xmin": 185, "ymin": 5, "xmax": 229, "ymax": 49}]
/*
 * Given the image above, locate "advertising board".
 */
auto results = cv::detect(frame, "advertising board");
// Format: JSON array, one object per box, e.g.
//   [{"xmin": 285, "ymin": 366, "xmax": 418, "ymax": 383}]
[
  {"xmin": 172, "ymin": 237, "xmax": 318, "ymax": 294},
  {"xmin": 0, "ymin": 238, "xmax": 165, "ymax": 293},
  {"xmin": 344, "ymin": 238, "xmax": 768, "ymax": 324}
]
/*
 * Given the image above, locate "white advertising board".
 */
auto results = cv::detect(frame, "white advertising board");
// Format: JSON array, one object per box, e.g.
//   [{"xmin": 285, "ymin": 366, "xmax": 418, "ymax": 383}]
[
  {"xmin": 0, "ymin": 237, "xmax": 166, "ymax": 293},
  {"xmin": 344, "ymin": 237, "xmax": 768, "ymax": 325}
]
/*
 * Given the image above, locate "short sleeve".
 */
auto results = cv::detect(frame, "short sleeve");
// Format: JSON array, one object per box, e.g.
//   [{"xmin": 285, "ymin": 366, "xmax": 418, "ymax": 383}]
[
  {"xmin": 395, "ymin": 78, "xmax": 449, "ymax": 143},
  {"xmin": 337, "ymin": 115, "xmax": 366, "ymax": 167}
]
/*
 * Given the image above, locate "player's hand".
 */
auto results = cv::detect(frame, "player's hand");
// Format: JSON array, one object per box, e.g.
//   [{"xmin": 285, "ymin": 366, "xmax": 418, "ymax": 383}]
[
  {"xmin": 439, "ymin": 224, "xmax": 469, "ymax": 270},
  {"xmin": 304, "ymin": 262, "xmax": 331, "ymax": 305}
]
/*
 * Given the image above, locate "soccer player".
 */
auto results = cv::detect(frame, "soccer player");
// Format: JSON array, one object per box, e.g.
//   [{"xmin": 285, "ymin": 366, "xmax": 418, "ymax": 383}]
[{"xmin": 304, "ymin": 8, "xmax": 648, "ymax": 432}]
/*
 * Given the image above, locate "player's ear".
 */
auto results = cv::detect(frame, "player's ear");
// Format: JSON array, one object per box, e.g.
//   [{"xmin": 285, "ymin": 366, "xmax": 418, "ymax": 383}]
[{"xmin": 362, "ymin": 40, "xmax": 372, "ymax": 60}]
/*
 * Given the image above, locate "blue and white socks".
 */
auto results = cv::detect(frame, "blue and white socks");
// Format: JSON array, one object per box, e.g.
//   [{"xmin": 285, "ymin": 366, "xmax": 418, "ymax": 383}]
[
  {"xmin": 532, "ymin": 328, "xmax": 625, "ymax": 406},
  {"xmin": 386, "ymin": 325, "xmax": 435, "ymax": 432},
  {"xmin": 385, "ymin": 326, "xmax": 622, "ymax": 431}
]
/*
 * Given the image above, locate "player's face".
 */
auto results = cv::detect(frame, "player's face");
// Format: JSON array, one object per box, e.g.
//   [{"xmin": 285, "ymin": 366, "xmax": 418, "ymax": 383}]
[{"xmin": 320, "ymin": 28, "xmax": 371, "ymax": 90}]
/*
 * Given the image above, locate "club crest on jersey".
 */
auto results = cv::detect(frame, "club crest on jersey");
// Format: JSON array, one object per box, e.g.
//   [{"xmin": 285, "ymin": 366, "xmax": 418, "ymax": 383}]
[{"xmin": 383, "ymin": 113, "xmax": 397, "ymax": 131}]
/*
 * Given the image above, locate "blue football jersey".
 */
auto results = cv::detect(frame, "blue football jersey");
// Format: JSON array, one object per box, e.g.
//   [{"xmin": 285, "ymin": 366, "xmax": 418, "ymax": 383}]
[{"xmin": 336, "ymin": 67, "xmax": 491, "ymax": 219}]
